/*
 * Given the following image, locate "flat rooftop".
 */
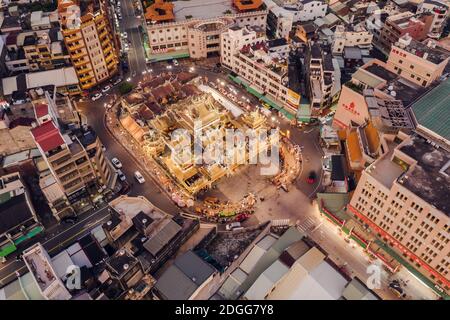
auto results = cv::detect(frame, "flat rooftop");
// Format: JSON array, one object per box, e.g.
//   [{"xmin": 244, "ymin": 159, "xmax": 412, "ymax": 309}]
[
  {"xmin": 173, "ymin": 0, "xmax": 237, "ymax": 21},
  {"xmin": 402, "ymin": 39, "xmax": 450, "ymax": 65},
  {"xmin": 367, "ymin": 143, "xmax": 405, "ymax": 189},
  {"xmin": 398, "ymin": 134, "xmax": 450, "ymax": 216},
  {"xmin": 364, "ymin": 64, "xmax": 397, "ymax": 83}
]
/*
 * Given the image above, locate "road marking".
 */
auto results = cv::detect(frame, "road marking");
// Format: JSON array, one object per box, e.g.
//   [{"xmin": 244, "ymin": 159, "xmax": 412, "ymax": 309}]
[
  {"xmin": 0, "ymin": 213, "xmax": 110, "ymax": 286},
  {"xmin": 0, "ymin": 205, "xmax": 108, "ymax": 273}
]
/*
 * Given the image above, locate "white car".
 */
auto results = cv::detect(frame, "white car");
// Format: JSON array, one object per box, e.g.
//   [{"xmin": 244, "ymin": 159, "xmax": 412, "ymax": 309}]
[
  {"xmin": 102, "ymin": 85, "xmax": 111, "ymax": 93},
  {"xmin": 113, "ymin": 77, "xmax": 123, "ymax": 86},
  {"xmin": 134, "ymin": 171, "xmax": 145, "ymax": 184},
  {"xmin": 117, "ymin": 169, "xmax": 126, "ymax": 181},
  {"xmin": 226, "ymin": 222, "xmax": 241, "ymax": 231},
  {"xmin": 173, "ymin": 59, "xmax": 179, "ymax": 66},
  {"xmin": 121, "ymin": 32, "xmax": 128, "ymax": 38},
  {"xmin": 111, "ymin": 157, "xmax": 122, "ymax": 169},
  {"xmin": 91, "ymin": 93, "xmax": 103, "ymax": 101}
]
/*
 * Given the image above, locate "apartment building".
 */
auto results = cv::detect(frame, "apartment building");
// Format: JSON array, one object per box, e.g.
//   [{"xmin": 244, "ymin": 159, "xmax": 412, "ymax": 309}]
[
  {"xmin": 145, "ymin": 0, "xmax": 267, "ymax": 60},
  {"xmin": 305, "ymin": 43, "xmax": 338, "ymax": 114},
  {"xmin": 386, "ymin": 34, "xmax": 450, "ymax": 87},
  {"xmin": 4, "ymin": 28, "xmax": 71, "ymax": 73},
  {"xmin": 58, "ymin": 0, "xmax": 119, "ymax": 90},
  {"xmin": 0, "ymin": 172, "xmax": 41, "ymax": 259},
  {"xmin": 264, "ymin": 0, "xmax": 327, "ymax": 37},
  {"xmin": 22, "ymin": 243, "xmax": 72, "ymax": 300},
  {"xmin": 417, "ymin": 0, "xmax": 449, "ymax": 39},
  {"xmin": 348, "ymin": 132, "xmax": 450, "ymax": 294},
  {"xmin": 221, "ymin": 26, "xmax": 301, "ymax": 114},
  {"xmin": 332, "ymin": 24, "xmax": 373, "ymax": 55},
  {"xmin": 373, "ymin": 11, "xmax": 434, "ymax": 55},
  {"xmin": 30, "ymin": 119, "xmax": 111, "ymax": 212}
]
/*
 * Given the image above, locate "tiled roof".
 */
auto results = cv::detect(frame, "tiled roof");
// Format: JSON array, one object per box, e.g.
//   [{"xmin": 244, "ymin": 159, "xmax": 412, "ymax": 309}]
[
  {"xmin": 347, "ymin": 130, "xmax": 362, "ymax": 162},
  {"xmin": 30, "ymin": 121, "xmax": 64, "ymax": 152}
]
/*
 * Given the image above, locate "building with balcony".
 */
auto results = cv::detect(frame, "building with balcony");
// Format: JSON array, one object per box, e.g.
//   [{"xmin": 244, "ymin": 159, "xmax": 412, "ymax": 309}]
[
  {"xmin": 305, "ymin": 43, "xmax": 339, "ymax": 115},
  {"xmin": 386, "ymin": 34, "xmax": 450, "ymax": 88},
  {"xmin": 4, "ymin": 28, "xmax": 71, "ymax": 73},
  {"xmin": 0, "ymin": 172, "xmax": 42, "ymax": 259},
  {"xmin": 221, "ymin": 26, "xmax": 301, "ymax": 115},
  {"xmin": 373, "ymin": 11, "xmax": 434, "ymax": 56},
  {"xmin": 58, "ymin": 0, "xmax": 119, "ymax": 90},
  {"xmin": 332, "ymin": 24, "xmax": 373, "ymax": 55},
  {"xmin": 417, "ymin": 0, "xmax": 449, "ymax": 39},
  {"xmin": 145, "ymin": 0, "xmax": 267, "ymax": 60},
  {"xmin": 30, "ymin": 119, "xmax": 111, "ymax": 218}
]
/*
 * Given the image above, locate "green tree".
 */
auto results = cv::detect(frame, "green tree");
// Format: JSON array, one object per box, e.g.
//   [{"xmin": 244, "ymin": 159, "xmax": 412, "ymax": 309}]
[{"xmin": 119, "ymin": 82, "xmax": 134, "ymax": 95}]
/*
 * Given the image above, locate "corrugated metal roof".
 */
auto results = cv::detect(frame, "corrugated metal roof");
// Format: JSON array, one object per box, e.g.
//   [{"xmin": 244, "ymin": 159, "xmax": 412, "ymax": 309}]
[
  {"xmin": 342, "ymin": 278, "xmax": 380, "ymax": 300},
  {"xmin": 244, "ymin": 260, "xmax": 289, "ymax": 299},
  {"xmin": 240, "ymin": 245, "xmax": 266, "ymax": 274},
  {"xmin": 143, "ymin": 219, "xmax": 181, "ymax": 256},
  {"xmin": 155, "ymin": 264, "xmax": 198, "ymax": 300},
  {"xmin": 412, "ymin": 77, "xmax": 450, "ymax": 141},
  {"xmin": 256, "ymin": 235, "xmax": 277, "ymax": 251}
]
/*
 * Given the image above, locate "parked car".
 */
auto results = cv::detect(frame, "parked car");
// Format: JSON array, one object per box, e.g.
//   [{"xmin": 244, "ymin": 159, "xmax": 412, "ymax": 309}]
[
  {"xmin": 389, "ymin": 281, "xmax": 404, "ymax": 297},
  {"xmin": 101, "ymin": 145, "xmax": 106, "ymax": 152},
  {"xmin": 173, "ymin": 59, "xmax": 179, "ymax": 66},
  {"xmin": 117, "ymin": 169, "xmax": 126, "ymax": 181},
  {"xmin": 226, "ymin": 222, "xmax": 241, "ymax": 231},
  {"xmin": 235, "ymin": 213, "xmax": 249, "ymax": 222},
  {"xmin": 134, "ymin": 171, "xmax": 145, "ymax": 184},
  {"xmin": 307, "ymin": 171, "xmax": 316, "ymax": 184},
  {"xmin": 102, "ymin": 85, "xmax": 111, "ymax": 93},
  {"xmin": 91, "ymin": 93, "xmax": 103, "ymax": 101},
  {"xmin": 111, "ymin": 157, "xmax": 122, "ymax": 169},
  {"xmin": 61, "ymin": 216, "xmax": 78, "ymax": 225},
  {"xmin": 113, "ymin": 77, "xmax": 123, "ymax": 86}
]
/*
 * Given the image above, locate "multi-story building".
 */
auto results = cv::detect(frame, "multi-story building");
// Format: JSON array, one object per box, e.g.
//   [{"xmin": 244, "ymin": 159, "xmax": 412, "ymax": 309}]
[
  {"xmin": 417, "ymin": 0, "xmax": 449, "ymax": 39},
  {"xmin": 4, "ymin": 29, "xmax": 71, "ymax": 73},
  {"xmin": 58, "ymin": 0, "xmax": 119, "ymax": 90},
  {"xmin": 221, "ymin": 26, "xmax": 301, "ymax": 114},
  {"xmin": 0, "ymin": 172, "xmax": 42, "ymax": 260},
  {"xmin": 305, "ymin": 43, "xmax": 338, "ymax": 114},
  {"xmin": 145, "ymin": 0, "xmax": 267, "ymax": 60},
  {"xmin": 386, "ymin": 35, "xmax": 450, "ymax": 87},
  {"xmin": 22, "ymin": 243, "xmax": 72, "ymax": 300},
  {"xmin": 348, "ymin": 131, "xmax": 450, "ymax": 294},
  {"xmin": 30, "ymin": 118, "xmax": 111, "ymax": 214},
  {"xmin": 264, "ymin": 0, "xmax": 327, "ymax": 37},
  {"xmin": 332, "ymin": 24, "xmax": 373, "ymax": 55},
  {"xmin": 332, "ymin": 59, "xmax": 428, "ymax": 130},
  {"xmin": 373, "ymin": 11, "xmax": 434, "ymax": 55}
]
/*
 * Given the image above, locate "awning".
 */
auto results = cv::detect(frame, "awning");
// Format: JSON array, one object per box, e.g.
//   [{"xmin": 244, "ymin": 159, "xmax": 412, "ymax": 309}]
[
  {"xmin": 0, "ymin": 243, "xmax": 17, "ymax": 258},
  {"xmin": 228, "ymin": 75, "xmax": 295, "ymax": 120},
  {"xmin": 14, "ymin": 226, "xmax": 44, "ymax": 246}
]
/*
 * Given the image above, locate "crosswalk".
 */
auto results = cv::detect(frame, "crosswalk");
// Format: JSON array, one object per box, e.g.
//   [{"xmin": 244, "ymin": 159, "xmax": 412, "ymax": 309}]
[{"xmin": 296, "ymin": 217, "xmax": 317, "ymax": 234}]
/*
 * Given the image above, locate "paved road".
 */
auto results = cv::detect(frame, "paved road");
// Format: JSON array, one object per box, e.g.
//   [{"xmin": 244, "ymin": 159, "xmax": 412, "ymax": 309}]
[{"xmin": 0, "ymin": 205, "xmax": 111, "ymax": 287}]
